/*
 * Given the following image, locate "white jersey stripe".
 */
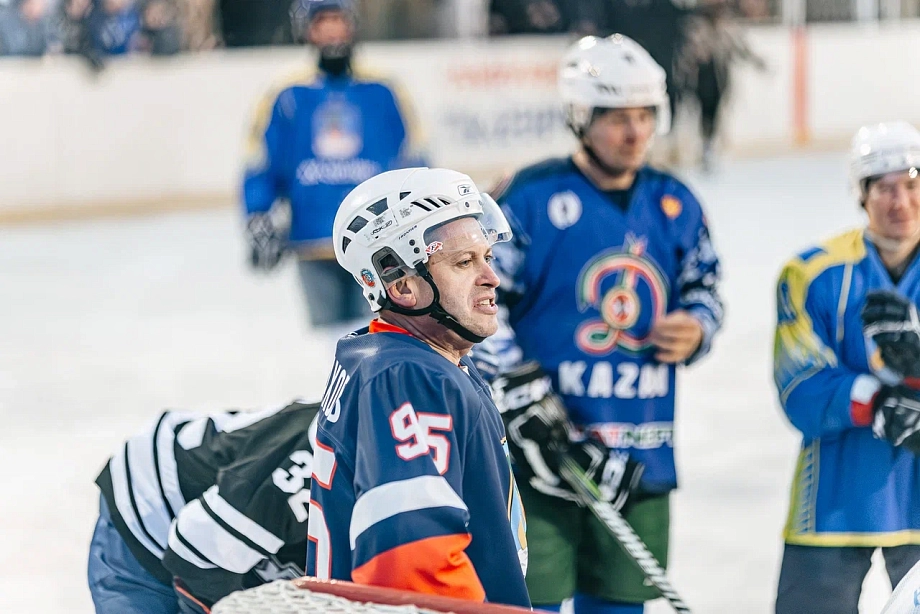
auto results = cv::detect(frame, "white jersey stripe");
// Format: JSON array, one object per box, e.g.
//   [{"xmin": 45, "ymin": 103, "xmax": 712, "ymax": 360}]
[
  {"xmin": 349, "ymin": 475, "xmax": 468, "ymax": 549},
  {"xmin": 167, "ymin": 522, "xmax": 217, "ymax": 570},
  {"xmin": 175, "ymin": 499, "xmax": 265, "ymax": 574},
  {"xmin": 109, "ymin": 449, "xmax": 165, "ymax": 558},
  {"xmin": 126, "ymin": 427, "xmax": 172, "ymax": 550},
  {"xmin": 202, "ymin": 486, "xmax": 284, "ymax": 554},
  {"xmin": 157, "ymin": 412, "xmax": 196, "ymax": 518}
]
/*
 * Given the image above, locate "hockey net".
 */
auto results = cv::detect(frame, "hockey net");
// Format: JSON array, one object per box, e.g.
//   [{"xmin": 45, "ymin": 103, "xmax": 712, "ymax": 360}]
[{"xmin": 212, "ymin": 578, "xmax": 534, "ymax": 614}]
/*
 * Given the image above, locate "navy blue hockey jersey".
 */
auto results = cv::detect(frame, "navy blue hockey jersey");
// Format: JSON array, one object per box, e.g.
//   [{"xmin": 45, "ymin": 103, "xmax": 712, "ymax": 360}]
[
  {"xmin": 307, "ymin": 320, "xmax": 530, "ymax": 608},
  {"xmin": 481, "ymin": 158, "xmax": 723, "ymax": 493}
]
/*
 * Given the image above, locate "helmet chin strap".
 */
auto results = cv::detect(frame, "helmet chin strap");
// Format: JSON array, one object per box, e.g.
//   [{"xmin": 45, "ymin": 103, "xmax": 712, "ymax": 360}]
[{"xmin": 381, "ymin": 263, "xmax": 487, "ymax": 344}]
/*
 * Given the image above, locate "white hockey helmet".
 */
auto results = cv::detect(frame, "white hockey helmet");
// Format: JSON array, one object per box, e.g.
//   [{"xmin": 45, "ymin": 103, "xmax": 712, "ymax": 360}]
[
  {"xmin": 334, "ymin": 167, "xmax": 512, "ymax": 314},
  {"xmin": 849, "ymin": 121, "xmax": 920, "ymax": 200},
  {"xmin": 558, "ymin": 34, "xmax": 671, "ymax": 138}
]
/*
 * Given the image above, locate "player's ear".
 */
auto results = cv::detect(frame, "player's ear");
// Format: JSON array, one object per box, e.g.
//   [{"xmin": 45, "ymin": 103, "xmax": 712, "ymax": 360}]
[{"xmin": 386, "ymin": 277, "xmax": 418, "ymax": 309}]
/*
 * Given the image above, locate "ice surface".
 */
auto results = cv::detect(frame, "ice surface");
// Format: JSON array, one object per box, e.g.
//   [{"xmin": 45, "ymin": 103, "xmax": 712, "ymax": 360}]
[{"xmin": 0, "ymin": 151, "xmax": 895, "ymax": 613}]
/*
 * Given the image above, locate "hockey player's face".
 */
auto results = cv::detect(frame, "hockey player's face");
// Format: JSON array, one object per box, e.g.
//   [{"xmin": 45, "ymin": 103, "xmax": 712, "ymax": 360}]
[
  {"xmin": 308, "ymin": 11, "xmax": 353, "ymax": 47},
  {"xmin": 426, "ymin": 218, "xmax": 501, "ymax": 339},
  {"xmin": 585, "ymin": 107, "xmax": 656, "ymax": 174},
  {"xmin": 866, "ymin": 170, "xmax": 920, "ymax": 242}
]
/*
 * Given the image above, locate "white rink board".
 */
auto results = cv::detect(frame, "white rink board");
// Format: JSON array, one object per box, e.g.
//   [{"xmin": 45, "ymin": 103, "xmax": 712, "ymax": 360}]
[
  {"xmin": 0, "ymin": 151, "xmax": 900, "ymax": 613},
  {"xmin": 2, "ymin": 23, "xmax": 920, "ymax": 212}
]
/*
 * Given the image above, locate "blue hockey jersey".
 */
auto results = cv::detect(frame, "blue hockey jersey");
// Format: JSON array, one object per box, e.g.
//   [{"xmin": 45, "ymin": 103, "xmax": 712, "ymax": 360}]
[
  {"xmin": 480, "ymin": 158, "xmax": 723, "ymax": 493},
  {"xmin": 243, "ymin": 67, "xmax": 418, "ymax": 250},
  {"xmin": 775, "ymin": 228, "xmax": 920, "ymax": 545},
  {"xmin": 306, "ymin": 320, "xmax": 530, "ymax": 608}
]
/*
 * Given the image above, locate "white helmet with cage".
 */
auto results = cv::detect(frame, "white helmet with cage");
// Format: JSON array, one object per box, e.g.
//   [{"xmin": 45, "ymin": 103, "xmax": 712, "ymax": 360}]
[
  {"xmin": 558, "ymin": 34, "xmax": 670, "ymax": 138},
  {"xmin": 334, "ymin": 167, "xmax": 511, "ymax": 330},
  {"xmin": 850, "ymin": 121, "xmax": 920, "ymax": 200}
]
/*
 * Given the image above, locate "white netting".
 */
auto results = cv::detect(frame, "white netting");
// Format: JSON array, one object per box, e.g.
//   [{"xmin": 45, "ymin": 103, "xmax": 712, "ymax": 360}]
[
  {"xmin": 212, "ymin": 579, "xmax": 535, "ymax": 614},
  {"xmin": 212, "ymin": 581, "xmax": 441, "ymax": 614}
]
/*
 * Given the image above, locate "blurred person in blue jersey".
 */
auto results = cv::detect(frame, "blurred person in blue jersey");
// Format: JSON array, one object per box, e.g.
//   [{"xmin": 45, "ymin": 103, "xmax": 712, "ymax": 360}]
[
  {"xmin": 0, "ymin": 0, "xmax": 60, "ymax": 56},
  {"xmin": 88, "ymin": 0, "xmax": 143, "ymax": 55},
  {"xmin": 474, "ymin": 34, "xmax": 723, "ymax": 614},
  {"xmin": 307, "ymin": 168, "xmax": 529, "ymax": 607},
  {"xmin": 773, "ymin": 121, "xmax": 920, "ymax": 614},
  {"xmin": 241, "ymin": 0, "xmax": 422, "ymax": 328}
]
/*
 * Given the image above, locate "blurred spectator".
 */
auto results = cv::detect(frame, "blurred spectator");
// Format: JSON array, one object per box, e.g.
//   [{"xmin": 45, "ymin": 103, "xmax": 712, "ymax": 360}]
[
  {"xmin": 675, "ymin": 0, "xmax": 766, "ymax": 170},
  {"xmin": 0, "ymin": 0, "xmax": 60, "ymax": 56},
  {"xmin": 177, "ymin": 0, "xmax": 217, "ymax": 49},
  {"xmin": 489, "ymin": 0, "xmax": 571, "ymax": 34},
  {"xmin": 138, "ymin": 0, "xmax": 181, "ymax": 54},
  {"xmin": 218, "ymin": 0, "xmax": 291, "ymax": 47},
  {"xmin": 57, "ymin": 0, "xmax": 105, "ymax": 68},
  {"xmin": 88, "ymin": 0, "xmax": 142, "ymax": 54}
]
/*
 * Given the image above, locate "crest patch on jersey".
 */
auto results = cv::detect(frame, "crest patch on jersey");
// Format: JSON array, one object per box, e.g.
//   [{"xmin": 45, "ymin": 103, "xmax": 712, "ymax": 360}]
[
  {"xmin": 360, "ymin": 269, "xmax": 376, "ymax": 287},
  {"xmin": 661, "ymin": 195, "xmax": 682, "ymax": 219},
  {"xmin": 575, "ymin": 234, "xmax": 669, "ymax": 355},
  {"xmin": 548, "ymin": 191, "xmax": 582, "ymax": 229}
]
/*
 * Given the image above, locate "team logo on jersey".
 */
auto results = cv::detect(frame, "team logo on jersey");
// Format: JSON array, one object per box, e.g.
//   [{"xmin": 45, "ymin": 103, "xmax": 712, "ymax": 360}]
[
  {"xmin": 312, "ymin": 96, "xmax": 362, "ymax": 159},
  {"xmin": 661, "ymin": 195, "xmax": 682, "ymax": 219},
  {"xmin": 547, "ymin": 191, "xmax": 582, "ymax": 230},
  {"xmin": 575, "ymin": 235, "xmax": 669, "ymax": 356},
  {"xmin": 360, "ymin": 269, "xmax": 376, "ymax": 287}
]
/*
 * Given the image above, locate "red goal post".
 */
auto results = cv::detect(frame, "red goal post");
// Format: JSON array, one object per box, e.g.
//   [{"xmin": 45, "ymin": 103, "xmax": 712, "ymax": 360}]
[{"xmin": 212, "ymin": 578, "xmax": 534, "ymax": 614}]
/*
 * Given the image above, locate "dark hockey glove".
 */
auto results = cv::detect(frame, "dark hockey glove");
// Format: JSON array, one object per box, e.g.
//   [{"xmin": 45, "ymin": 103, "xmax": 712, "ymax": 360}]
[
  {"xmin": 564, "ymin": 438, "xmax": 645, "ymax": 510},
  {"xmin": 871, "ymin": 385, "xmax": 920, "ymax": 455},
  {"xmin": 861, "ymin": 290, "xmax": 920, "ymax": 381},
  {"xmin": 492, "ymin": 361, "xmax": 571, "ymax": 492},
  {"xmin": 246, "ymin": 213, "xmax": 288, "ymax": 272}
]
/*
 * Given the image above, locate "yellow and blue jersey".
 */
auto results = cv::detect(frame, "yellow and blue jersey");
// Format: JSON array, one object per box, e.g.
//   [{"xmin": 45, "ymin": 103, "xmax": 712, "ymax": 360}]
[
  {"xmin": 775, "ymin": 228, "xmax": 920, "ymax": 546},
  {"xmin": 243, "ymin": 67, "xmax": 421, "ymax": 248}
]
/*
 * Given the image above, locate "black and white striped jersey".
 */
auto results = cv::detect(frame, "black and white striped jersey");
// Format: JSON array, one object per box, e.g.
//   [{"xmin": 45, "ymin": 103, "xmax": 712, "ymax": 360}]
[{"xmin": 95, "ymin": 400, "xmax": 320, "ymax": 606}]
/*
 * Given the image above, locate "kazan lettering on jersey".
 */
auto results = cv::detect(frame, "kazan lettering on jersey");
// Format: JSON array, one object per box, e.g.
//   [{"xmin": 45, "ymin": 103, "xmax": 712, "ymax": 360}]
[{"xmin": 558, "ymin": 361, "xmax": 669, "ymax": 400}]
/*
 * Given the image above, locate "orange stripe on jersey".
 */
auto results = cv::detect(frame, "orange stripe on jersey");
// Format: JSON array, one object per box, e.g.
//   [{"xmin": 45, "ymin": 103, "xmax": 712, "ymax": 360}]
[
  {"xmin": 369, "ymin": 319, "xmax": 413, "ymax": 336},
  {"xmin": 351, "ymin": 533, "xmax": 486, "ymax": 602}
]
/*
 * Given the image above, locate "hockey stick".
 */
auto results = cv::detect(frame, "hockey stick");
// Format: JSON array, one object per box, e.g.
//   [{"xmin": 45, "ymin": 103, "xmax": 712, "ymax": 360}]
[{"xmin": 557, "ymin": 455, "xmax": 692, "ymax": 614}]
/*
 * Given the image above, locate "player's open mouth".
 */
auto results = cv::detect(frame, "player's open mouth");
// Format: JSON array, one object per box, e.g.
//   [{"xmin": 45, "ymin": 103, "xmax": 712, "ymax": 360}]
[{"xmin": 474, "ymin": 297, "xmax": 497, "ymax": 314}]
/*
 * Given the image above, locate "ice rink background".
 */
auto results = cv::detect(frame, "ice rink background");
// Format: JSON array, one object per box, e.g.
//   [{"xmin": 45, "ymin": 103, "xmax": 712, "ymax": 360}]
[{"xmin": 0, "ymin": 151, "xmax": 898, "ymax": 613}]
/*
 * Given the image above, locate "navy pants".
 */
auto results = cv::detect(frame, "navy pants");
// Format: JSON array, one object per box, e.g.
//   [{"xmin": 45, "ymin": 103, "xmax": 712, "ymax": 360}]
[
  {"xmin": 297, "ymin": 259, "xmax": 370, "ymax": 327},
  {"xmin": 775, "ymin": 543, "xmax": 920, "ymax": 614},
  {"xmin": 87, "ymin": 496, "xmax": 178, "ymax": 614}
]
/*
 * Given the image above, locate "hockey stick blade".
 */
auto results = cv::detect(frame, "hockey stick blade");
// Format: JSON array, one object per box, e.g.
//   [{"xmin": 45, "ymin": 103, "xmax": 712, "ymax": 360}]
[{"xmin": 558, "ymin": 455, "xmax": 692, "ymax": 614}]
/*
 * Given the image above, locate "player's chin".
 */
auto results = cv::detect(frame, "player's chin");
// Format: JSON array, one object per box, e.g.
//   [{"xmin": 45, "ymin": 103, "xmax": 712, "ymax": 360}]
[{"xmin": 463, "ymin": 313, "xmax": 498, "ymax": 339}]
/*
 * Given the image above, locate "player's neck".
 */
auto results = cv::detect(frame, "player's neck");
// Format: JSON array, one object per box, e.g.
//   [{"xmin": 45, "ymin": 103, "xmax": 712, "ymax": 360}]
[
  {"xmin": 868, "ymin": 228, "xmax": 920, "ymax": 272},
  {"xmin": 572, "ymin": 150, "xmax": 637, "ymax": 191},
  {"xmin": 377, "ymin": 313, "xmax": 470, "ymax": 365}
]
